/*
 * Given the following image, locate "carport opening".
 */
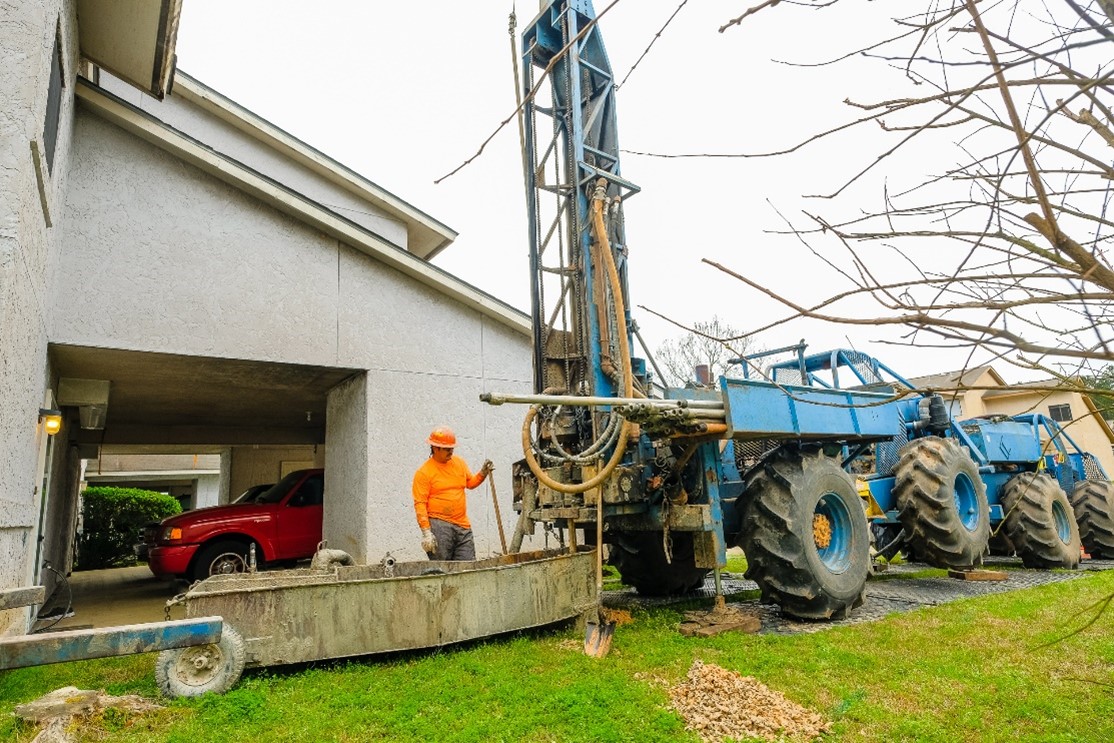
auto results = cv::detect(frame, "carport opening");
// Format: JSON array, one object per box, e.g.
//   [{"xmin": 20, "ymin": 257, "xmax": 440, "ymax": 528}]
[{"xmin": 34, "ymin": 344, "xmax": 360, "ymax": 629}]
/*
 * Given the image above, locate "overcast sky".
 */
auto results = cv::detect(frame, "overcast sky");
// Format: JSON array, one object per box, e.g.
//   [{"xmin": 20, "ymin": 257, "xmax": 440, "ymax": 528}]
[{"xmin": 174, "ymin": 1, "xmax": 1001, "ymax": 381}]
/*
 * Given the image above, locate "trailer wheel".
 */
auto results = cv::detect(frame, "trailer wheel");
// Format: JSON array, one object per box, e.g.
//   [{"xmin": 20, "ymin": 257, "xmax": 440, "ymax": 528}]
[
  {"xmin": 192, "ymin": 540, "xmax": 252, "ymax": 582},
  {"xmin": 1070, "ymin": 480, "xmax": 1114, "ymax": 558},
  {"xmin": 1002, "ymin": 472, "xmax": 1081, "ymax": 569},
  {"xmin": 609, "ymin": 531, "xmax": 708, "ymax": 596},
  {"xmin": 156, "ymin": 625, "xmax": 245, "ymax": 698},
  {"xmin": 739, "ymin": 447, "xmax": 869, "ymax": 620},
  {"xmin": 894, "ymin": 437, "xmax": 989, "ymax": 569}
]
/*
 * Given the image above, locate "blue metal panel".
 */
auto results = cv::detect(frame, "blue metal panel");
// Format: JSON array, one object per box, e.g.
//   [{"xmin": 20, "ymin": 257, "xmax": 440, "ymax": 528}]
[
  {"xmin": 960, "ymin": 419, "xmax": 1043, "ymax": 464},
  {"xmin": 866, "ymin": 476, "xmax": 896, "ymax": 514},
  {"xmin": 699, "ymin": 442, "xmax": 728, "ymax": 567},
  {"xmin": 978, "ymin": 471, "xmax": 1013, "ymax": 510},
  {"xmin": 0, "ymin": 617, "xmax": 222, "ymax": 670},
  {"xmin": 721, "ymin": 378, "xmax": 900, "ymax": 440}
]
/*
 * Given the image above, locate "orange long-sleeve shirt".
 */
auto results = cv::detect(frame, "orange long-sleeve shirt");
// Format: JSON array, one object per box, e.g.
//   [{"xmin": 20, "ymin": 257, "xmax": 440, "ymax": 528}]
[{"xmin": 412, "ymin": 456, "xmax": 484, "ymax": 530}]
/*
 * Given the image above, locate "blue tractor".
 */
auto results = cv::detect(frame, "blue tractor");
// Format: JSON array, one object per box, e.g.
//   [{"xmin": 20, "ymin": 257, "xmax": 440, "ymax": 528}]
[
  {"xmin": 761, "ymin": 347, "xmax": 1114, "ymax": 569},
  {"xmin": 482, "ymin": 1, "xmax": 1114, "ymax": 621}
]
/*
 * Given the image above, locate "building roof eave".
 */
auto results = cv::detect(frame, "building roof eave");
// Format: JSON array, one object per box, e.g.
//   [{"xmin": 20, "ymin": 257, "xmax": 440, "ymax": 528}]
[
  {"xmin": 170, "ymin": 72, "xmax": 457, "ymax": 260},
  {"xmin": 74, "ymin": 78, "xmax": 529, "ymax": 337}
]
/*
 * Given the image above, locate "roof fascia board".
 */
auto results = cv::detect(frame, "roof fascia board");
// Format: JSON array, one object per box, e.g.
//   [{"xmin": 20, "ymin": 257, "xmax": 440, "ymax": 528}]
[
  {"xmin": 1081, "ymin": 396, "xmax": 1114, "ymax": 441},
  {"xmin": 171, "ymin": 72, "xmax": 457, "ymax": 259},
  {"xmin": 74, "ymin": 79, "xmax": 529, "ymax": 337}
]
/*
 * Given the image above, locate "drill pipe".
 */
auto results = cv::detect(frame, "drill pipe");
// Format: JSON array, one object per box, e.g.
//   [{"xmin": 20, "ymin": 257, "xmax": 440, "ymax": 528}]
[{"xmin": 480, "ymin": 391, "xmax": 724, "ymax": 410}]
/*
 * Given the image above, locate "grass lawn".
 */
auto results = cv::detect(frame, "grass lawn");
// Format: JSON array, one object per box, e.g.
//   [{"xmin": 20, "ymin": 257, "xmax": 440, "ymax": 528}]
[{"xmin": 2, "ymin": 570, "xmax": 1112, "ymax": 742}]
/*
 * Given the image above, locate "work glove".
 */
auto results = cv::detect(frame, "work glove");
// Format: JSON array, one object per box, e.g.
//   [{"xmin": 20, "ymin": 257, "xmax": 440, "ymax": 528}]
[
  {"xmin": 421, "ymin": 528, "xmax": 437, "ymax": 554},
  {"xmin": 481, "ymin": 459, "xmax": 495, "ymax": 476}
]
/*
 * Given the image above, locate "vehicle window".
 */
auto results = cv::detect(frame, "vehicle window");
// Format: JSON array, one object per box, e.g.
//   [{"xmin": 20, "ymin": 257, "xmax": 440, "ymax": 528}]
[
  {"xmin": 233, "ymin": 483, "xmax": 273, "ymax": 504},
  {"xmin": 288, "ymin": 474, "xmax": 324, "ymax": 507},
  {"xmin": 256, "ymin": 470, "xmax": 311, "ymax": 505}
]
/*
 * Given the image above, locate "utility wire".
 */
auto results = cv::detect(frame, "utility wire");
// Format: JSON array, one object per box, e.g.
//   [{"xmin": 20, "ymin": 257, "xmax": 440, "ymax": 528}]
[{"xmin": 616, "ymin": 0, "xmax": 690, "ymax": 90}]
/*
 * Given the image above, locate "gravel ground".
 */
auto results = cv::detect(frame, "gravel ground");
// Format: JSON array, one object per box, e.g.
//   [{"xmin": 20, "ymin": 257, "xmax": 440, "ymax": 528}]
[{"xmin": 602, "ymin": 557, "xmax": 1114, "ymax": 635}]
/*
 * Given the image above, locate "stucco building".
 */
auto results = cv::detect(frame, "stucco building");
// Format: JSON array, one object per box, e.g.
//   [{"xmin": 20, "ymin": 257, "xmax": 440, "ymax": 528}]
[{"xmin": 1, "ymin": 1, "xmax": 533, "ymax": 634}]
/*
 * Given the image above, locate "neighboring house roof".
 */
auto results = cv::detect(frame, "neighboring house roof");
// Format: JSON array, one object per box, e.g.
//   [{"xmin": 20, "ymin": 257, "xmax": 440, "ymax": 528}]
[
  {"xmin": 74, "ymin": 75, "xmax": 530, "ymax": 336},
  {"xmin": 904, "ymin": 365, "xmax": 1004, "ymax": 391},
  {"xmin": 983, "ymin": 377, "xmax": 1073, "ymax": 398}
]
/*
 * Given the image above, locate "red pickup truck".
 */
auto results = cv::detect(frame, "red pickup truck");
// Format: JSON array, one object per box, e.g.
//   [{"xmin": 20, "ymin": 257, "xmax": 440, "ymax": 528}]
[{"xmin": 145, "ymin": 468, "xmax": 324, "ymax": 582}]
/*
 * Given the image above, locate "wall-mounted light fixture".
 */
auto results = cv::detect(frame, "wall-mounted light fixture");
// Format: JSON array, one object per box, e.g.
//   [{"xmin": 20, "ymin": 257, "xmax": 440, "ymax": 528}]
[{"xmin": 39, "ymin": 408, "xmax": 63, "ymax": 436}]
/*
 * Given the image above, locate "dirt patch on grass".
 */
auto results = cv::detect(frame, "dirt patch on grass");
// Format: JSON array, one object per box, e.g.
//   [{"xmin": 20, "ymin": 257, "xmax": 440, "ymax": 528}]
[
  {"xmin": 602, "ymin": 608, "xmax": 634, "ymax": 625},
  {"xmin": 668, "ymin": 660, "xmax": 829, "ymax": 742}
]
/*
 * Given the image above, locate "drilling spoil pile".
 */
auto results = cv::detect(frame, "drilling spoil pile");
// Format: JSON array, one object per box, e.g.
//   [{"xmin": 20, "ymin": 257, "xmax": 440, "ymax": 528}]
[{"xmin": 668, "ymin": 660, "xmax": 829, "ymax": 742}]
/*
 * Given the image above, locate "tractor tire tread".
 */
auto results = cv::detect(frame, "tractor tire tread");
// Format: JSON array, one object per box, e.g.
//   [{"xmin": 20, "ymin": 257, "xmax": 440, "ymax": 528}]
[
  {"xmin": 894, "ymin": 437, "xmax": 989, "ymax": 569},
  {"xmin": 1070, "ymin": 480, "xmax": 1114, "ymax": 558},
  {"xmin": 1002, "ymin": 472, "xmax": 1080, "ymax": 569},
  {"xmin": 739, "ymin": 448, "xmax": 869, "ymax": 620}
]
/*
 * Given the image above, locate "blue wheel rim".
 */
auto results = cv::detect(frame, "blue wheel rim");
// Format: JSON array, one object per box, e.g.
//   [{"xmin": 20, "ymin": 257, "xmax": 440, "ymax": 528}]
[
  {"xmin": 815, "ymin": 492, "xmax": 853, "ymax": 574},
  {"xmin": 1052, "ymin": 498, "xmax": 1072, "ymax": 544},
  {"xmin": 954, "ymin": 472, "xmax": 980, "ymax": 531}
]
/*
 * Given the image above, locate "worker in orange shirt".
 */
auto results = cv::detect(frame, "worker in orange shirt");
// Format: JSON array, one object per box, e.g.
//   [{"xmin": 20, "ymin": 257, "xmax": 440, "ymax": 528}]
[{"xmin": 412, "ymin": 426, "xmax": 493, "ymax": 561}]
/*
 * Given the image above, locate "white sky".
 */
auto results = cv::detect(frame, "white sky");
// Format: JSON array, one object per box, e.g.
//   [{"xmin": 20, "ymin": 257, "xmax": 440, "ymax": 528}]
[{"xmin": 173, "ymin": 0, "xmax": 1008, "ymax": 381}]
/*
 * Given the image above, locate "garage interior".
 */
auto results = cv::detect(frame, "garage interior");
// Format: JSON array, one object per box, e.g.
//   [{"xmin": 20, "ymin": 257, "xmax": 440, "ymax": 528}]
[{"xmin": 34, "ymin": 343, "xmax": 361, "ymax": 629}]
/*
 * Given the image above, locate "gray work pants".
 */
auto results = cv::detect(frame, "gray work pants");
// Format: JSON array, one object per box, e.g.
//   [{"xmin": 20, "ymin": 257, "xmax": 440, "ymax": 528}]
[{"xmin": 427, "ymin": 518, "xmax": 476, "ymax": 561}]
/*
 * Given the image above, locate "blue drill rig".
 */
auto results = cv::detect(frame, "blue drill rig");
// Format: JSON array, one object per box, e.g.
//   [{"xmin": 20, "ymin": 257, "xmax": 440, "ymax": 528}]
[
  {"xmin": 761, "ymin": 347, "xmax": 1114, "ymax": 570},
  {"xmin": 481, "ymin": 0, "xmax": 1114, "ymax": 619}
]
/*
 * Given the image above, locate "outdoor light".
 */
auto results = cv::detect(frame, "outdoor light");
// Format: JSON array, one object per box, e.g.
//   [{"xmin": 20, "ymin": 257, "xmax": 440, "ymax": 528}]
[{"xmin": 38, "ymin": 408, "xmax": 62, "ymax": 436}]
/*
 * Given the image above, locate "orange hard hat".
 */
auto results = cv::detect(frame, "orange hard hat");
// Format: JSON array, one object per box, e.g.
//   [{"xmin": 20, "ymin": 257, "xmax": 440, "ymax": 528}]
[{"xmin": 427, "ymin": 426, "xmax": 456, "ymax": 448}]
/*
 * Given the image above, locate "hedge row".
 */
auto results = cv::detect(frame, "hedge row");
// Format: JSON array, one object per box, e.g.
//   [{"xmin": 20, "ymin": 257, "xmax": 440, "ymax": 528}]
[{"xmin": 76, "ymin": 487, "xmax": 181, "ymax": 570}]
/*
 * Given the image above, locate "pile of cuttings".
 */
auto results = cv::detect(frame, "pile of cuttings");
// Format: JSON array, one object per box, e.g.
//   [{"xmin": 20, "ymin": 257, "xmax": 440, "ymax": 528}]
[{"xmin": 667, "ymin": 660, "xmax": 830, "ymax": 742}]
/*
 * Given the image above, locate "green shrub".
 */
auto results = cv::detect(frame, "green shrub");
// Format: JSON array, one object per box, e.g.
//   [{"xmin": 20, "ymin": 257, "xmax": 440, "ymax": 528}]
[{"xmin": 76, "ymin": 487, "xmax": 181, "ymax": 570}]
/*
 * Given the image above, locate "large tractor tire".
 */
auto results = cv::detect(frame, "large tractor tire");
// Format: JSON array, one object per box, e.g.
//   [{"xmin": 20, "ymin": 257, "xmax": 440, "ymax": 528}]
[
  {"xmin": 1002, "ymin": 472, "xmax": 1081, "ymax": 569},
  {"xmin": 609, "ymin": 531, "xmax": 709, "ymax": 596},
  {"xmin": 1070, "ymin": 480, "xmax": 1114, "ymax": 558},
  {"xmin": 894, "ymin": 437, "xmax": 989, "ymax": 568},
  {"xmin": 739, "ymin": 447, "xmax": 870, "ymax": 620}
]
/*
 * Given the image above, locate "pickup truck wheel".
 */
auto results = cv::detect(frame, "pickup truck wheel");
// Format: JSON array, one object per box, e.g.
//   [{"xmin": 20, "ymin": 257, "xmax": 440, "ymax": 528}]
[
  {"xmin": 156, "ymin": 625, "xmax": 245, "ymax": 697},
  {"xmin": 1003, "ymin": 472, "xmax": 1081, "ymax": 569},
  {"xmin": 192, "ymin": 540, "xmax": 251, "ymax": 582},
  {"xmin": 739, "ymin": 447, "xmax": 870, "ymax": 620},
  {"xmin": 1070, "ymin": 480, "xmax": 1114, "ymax": 558},
  {"xmin": 894, "ymin": 437, "xmax": 989, "ymax": 569}
]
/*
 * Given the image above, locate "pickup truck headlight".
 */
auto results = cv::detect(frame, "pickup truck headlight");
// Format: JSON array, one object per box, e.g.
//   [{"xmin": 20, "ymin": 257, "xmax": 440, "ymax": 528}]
[{"xmin": 161, "ymin": 527, "xmax": 183, "ymax": 542}]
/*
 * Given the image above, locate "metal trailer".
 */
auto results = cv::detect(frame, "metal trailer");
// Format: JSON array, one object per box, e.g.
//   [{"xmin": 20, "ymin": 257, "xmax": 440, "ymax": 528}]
[
  {"xmin": 763, "ymin": 346, "xmax": 1114, "ymax": 569},
  {"xmin": 155, "ymin": 548, "xmax": 597, "ymax": 697}
]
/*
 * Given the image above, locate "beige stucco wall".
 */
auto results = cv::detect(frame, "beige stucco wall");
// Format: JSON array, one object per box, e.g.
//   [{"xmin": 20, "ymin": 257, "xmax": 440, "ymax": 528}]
[
  {"xmin": 227, "ymin": 445, "xmax": 325, "ymax": 502},
  {"xmin": 0, "ymin": 0, "xmax": 79, "ymax": 634}
]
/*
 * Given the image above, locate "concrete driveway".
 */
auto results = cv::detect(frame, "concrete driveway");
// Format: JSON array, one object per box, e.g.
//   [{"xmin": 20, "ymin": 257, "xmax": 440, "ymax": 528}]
[{"xmin": 32, "ymin": 565, "xmax": 185, "ymax": 631}]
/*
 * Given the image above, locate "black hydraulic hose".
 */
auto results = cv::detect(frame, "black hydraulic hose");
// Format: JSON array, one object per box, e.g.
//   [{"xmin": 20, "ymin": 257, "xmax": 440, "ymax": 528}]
[
  {"xmin": 31, "ymin": 562, "xmax": 72, "ymax": 634},
  {"xmin": 877, "ymin": 528, "xmax": 907, "ymax": 559}
]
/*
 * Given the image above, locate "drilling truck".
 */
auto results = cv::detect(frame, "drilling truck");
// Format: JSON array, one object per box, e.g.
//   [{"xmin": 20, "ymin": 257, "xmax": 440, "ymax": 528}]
[{"xmin": 481, "ymin": 0, "xmax": 1114, "ymax": 620}]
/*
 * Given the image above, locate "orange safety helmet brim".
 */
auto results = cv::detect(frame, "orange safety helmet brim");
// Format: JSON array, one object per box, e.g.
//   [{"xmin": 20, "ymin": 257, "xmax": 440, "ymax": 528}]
[{"xmin": 427, "ymin": 426, "xmax": 457, "ymax": 448}]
